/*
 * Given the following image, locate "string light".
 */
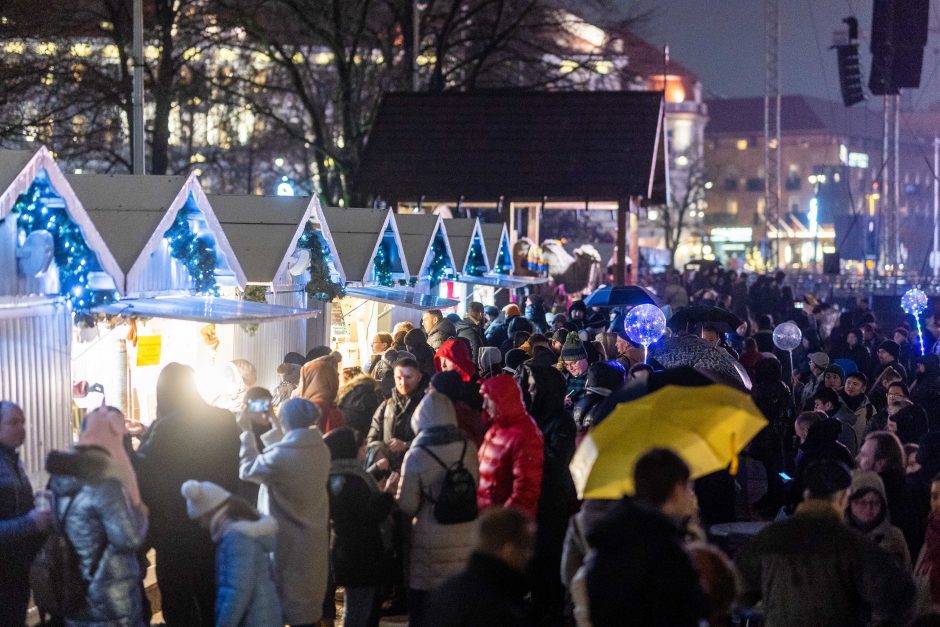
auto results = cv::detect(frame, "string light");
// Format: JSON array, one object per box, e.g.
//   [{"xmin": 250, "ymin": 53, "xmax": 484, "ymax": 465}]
[
  {"xmin": 11, "ymin": 169, "xmax": 116, "ymax": 318},
  {"xmin": 163, "ymin": 199, "xmax": 219, "ymax": 295},
  {"xmin": 297, "ymin": 221, "xmax": 344, "ymax": 301}
]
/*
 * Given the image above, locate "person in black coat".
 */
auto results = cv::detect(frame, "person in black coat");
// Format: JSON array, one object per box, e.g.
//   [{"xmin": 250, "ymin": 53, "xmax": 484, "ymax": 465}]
[
  {"xmin": 518, "ymin": 364, "xmax": 578, "ymax": 627},
  {"xmin": 134, "ymin": 363, "xmax": 241, "ymax": 627},
  {"xmin": 749, "ymin": 356, "xmax": 794, "ymax": 515},
  {"xmin": 337, "ymin": 374, "xmax": 383, "ymax": 438},
  {"xmin": 787, "ymin": 412, "xmax": 855, "ymax": 512},
  {"xmin": 0, "ymin": 401, "xmax": 51, "ymax": 627},
  {"xmin": 404, "ymin": 328, "xmax": 436, "ymax": 380},
  {"xmin": 366, "ymin": 358, "xmax": 427, "ymax": 472},
  {"xmin": 912, "ymin": 355, "xmax": 940, "ymax": 430},
  {"xmin": 585, "ymin": 449, "xmax": 706, "ymax": 627},
  {"xmin": 426, "ymin": 507, "xmax": 535, "ymax": 627},
  {"xmin": 324, "ymin": 428, "xmax": 397, "ymax": 627},
  {"xmin": 572, "ymin": 361, "xmax": 626, "ymax": 435}
]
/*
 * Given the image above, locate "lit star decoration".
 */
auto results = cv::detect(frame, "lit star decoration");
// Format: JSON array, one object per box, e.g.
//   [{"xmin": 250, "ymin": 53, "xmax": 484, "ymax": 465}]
[
  {"xmin": 296, "ymin": 221, "xmax": 344, "ymax": 302},
  {"xmin": 465, "ymin": 239, "xmax": 487, "ymax": 277},
  {"xmin": 427, "ymin": 230, "xmax": 452, "ymax": 288},
  {"xmin": 901, "ymin": 288, "xmax": 929, "ymax": 355},
  {"xmin": 372, "ymin": 238, "xmax": 394, "ymax": 287},
  {"xmin": 11, "ymin": 169, "xmax": 116, "ymax": 315},
  {"xmin": 624, "ymin": 304, "xmax": 666, "ymax": 363},
  {"xmin": 163, "ymin": 199, "xmax": 219, "ymax": 295}
]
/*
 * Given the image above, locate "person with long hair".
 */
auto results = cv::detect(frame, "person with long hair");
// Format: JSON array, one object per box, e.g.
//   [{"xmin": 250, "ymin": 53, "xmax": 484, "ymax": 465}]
[
  {"xmin": 182, "ymin": 482, "xmax": 282, "ymax": 627},
  {"xmin": 298, "ymin": 355, "xmax": 345, "ymax": 433}
]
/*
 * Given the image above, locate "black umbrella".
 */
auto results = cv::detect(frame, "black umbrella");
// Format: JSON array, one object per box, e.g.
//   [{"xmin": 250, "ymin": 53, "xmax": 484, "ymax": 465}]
[
  {"xmin": 584, "ymin": 285, "xmax": 656, "ymax": 308},
  {"xmin": 667, "ymin": 305, "xmax": 743, "ymax": 333}
]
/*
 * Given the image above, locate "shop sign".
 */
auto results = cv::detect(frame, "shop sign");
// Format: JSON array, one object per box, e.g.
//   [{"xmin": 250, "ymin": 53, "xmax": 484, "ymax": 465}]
[
  {"xmin": 710, "ymin": 227, "xmax": 752, "ymax": 243},
  {"xmin": 136, "ymin": 335, "xmax": 162, "ymax": 366}
]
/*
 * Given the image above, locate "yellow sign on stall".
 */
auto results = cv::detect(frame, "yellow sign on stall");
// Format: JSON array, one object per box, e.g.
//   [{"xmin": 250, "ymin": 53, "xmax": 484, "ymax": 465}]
[{"xmin": 136, "ymin": 335, "xmax": 162, "ymax": 366}]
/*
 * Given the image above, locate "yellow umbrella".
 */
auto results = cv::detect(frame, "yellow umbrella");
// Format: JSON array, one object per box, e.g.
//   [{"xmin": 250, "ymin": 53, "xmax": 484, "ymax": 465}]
[{"xmin": 570, "ymin": 383, "xmax": 767, "ymax": 499}]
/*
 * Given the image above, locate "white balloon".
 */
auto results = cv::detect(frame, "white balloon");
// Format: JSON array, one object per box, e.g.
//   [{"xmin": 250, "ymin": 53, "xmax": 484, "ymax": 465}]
[{"xmin": 772, "ymin": 321, "xmax": 802, "ymax": 352}]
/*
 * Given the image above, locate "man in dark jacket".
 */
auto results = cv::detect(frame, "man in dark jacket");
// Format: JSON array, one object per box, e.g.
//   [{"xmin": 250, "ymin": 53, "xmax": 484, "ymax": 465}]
[
  {"xmin": 585, "ymin": 449, "xmax": 706, "ymax": 627},
  {"xmin": 367, "ymin": 357, "xmax": 427, "ymax": 471},
  {"xmin": 134, "ymin": 363, "xmax": 241, "ymax": 627},
  {"xmin": 422, "ymin": 309, "xmax": 457, "ymax": 351},
  {"xmin": 455, "ymin": 302, "xmax": 487, "ymax": 362},
  {"xmin": 738, "ymin": 460, "xmax": 914, "ymax": 627},
  {"xmin": 405, "ymin": 328, "xmax": 436, "ymax": 379},
  {"xmin": 426, "ymin": 507, "xmax": 535, "ymax": 627},
  {"xmin": 0, "ymin": 401, "xmax": 51, "ymax": 626}
]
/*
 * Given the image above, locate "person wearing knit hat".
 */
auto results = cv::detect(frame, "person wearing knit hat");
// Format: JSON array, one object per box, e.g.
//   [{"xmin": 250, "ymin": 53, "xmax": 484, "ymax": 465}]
[
  {"xmin": 503, "ymin": 348, "xmax": 528, "ymax": 374},
  {"xmin": 824, "ymin": 363, "xmax": 845, "ymax": 391},
  {"xmin": 503, "ymin": 303, "xmax": 522, "ymax": 319},
  {"xmin": 181, "ymin": 481, "xmax": 283, "ymax": 626},
  {"xmin": 560, "ymin": 334, "xmax": 590, "ymax": 407},
  {"xmin": 551, "ymin": 328, "xmax": 569, "ymax": 355},
  {"xmin": 323, "ymin": 426, "xmax": 361, "ymax": 461},
  {"xmin": 878, "ymin": 339, "xmax": 901, "ymax": 361},
  {"xmin": 239, "ymin": 396, "xmax": 331, "ymax": 624}
]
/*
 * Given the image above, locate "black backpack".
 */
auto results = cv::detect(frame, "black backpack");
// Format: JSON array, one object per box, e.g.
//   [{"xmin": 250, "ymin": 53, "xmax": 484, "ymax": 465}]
[
  {"xmin": 29, "ymin": 493, "xmax": 89, "ymax": 619},
  {"xmin": 416, "ymin": 439, "xmax": 478, "ymax": 524}
]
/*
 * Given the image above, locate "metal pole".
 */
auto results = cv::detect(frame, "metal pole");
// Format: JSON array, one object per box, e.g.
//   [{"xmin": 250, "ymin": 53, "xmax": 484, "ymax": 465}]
[
  {"xmin": 412, "ymin": 1, "xmax": 421, "ymax": 91},
  {"xmin": 933, "ymin": 137, "xmax": 939, "ymax": 276},
  {"xmin": 131, "ymin": 0, "xmax": 145, "ymax": 174},
  {"xmin": 764, "ymin": 0, "xmax": 781, "ymax": 270}
]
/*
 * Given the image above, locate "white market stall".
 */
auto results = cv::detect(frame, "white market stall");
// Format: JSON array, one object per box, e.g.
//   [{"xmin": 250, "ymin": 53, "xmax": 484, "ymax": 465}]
[
  {"xmin": 393, "ymin": 212, "xmax": 461, "ymax": 317},
  {"xmin": 0, "ymin": 147, "xmax": 123, "ymax": 481},
  {"xmin": 209, "ymin": 193, "xmax": 341, "ymax": 389},
  {"xmin": 442, "ymin": 217, "xmax": 490, "ymax": 305},
  {"xmin": 320, "ymin": 207, "xmax": 457, "ymax": 369}
]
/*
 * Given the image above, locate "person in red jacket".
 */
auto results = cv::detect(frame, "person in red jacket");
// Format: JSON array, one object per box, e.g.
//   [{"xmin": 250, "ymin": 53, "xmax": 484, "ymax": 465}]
[{"xmin": 477, "ymin": 374, "xmax": 544, "ymax": 518}]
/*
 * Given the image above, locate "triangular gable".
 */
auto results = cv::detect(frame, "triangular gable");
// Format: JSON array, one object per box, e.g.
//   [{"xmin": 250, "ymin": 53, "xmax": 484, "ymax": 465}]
[
  {"xmin": 394, "ymin": 213, "xmax": 456, "ymax": 280},
  {"xmin": 319, "ymin": 207, "xmax": 407, "ymax": 284},
  {"xmin": 208, "ymin": 193, "xmax": 313, "ymax": 286},
  {"xmin": 480, "ymin": 222, "xmax": 513, "ymax": 274},
  {"xmin": 443, "ymin": 218, "xmax": 490, "ymax": 275},
  {"xmin": 1, "ymin": 146, "xmax": 123, "ymax": 294},
  {"xmin": 67, "ymin": 172, "xmax": 247, "ymax": 294}
]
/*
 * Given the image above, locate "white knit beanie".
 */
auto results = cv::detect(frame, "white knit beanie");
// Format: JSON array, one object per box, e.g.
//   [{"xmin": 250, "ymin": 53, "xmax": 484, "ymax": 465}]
[{"xmin": 180, "ymin": 480, "xmax": 230, "ymax": 519}]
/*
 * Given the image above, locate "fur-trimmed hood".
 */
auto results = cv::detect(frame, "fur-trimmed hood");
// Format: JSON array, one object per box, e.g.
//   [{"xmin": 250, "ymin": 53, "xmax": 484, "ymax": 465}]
[{"xmin": 47, "ymin": 446, "xmax": 122, "ymax": 496}]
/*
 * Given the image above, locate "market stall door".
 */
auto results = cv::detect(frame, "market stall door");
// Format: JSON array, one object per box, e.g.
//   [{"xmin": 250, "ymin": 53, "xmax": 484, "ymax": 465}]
[{"xmin": 0, "ymin": 301, "xmax": 73, "ymax": 485}]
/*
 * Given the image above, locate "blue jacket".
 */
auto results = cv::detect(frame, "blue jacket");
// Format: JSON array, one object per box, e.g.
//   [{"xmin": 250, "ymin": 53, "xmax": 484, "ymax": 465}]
[
  {"xmin": 48, "ymin": 447, "xmax": 148, "ymax": 627},
  {"xmin": 215, "ymin": 516, "xmax": 283, "ymax": 627}
]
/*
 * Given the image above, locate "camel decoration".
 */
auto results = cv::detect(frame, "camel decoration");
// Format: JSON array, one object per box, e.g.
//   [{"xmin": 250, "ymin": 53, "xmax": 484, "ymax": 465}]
[{"xmin": 512, "ymin": 237, "xmax": 603, "ymax": 298}]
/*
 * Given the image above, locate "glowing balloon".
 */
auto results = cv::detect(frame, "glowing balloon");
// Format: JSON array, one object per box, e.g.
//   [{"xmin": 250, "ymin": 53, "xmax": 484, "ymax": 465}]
[
  {"xmin": 901, "ymin": 288, "xmax": 928, "ymax": 316},
  {"xmin": 625, "ymin": 304, "xmax": 667, "ymax": 348},
  {"xmin": 772, "ymin": 321, "xmax": 802, "ymax": 352}
]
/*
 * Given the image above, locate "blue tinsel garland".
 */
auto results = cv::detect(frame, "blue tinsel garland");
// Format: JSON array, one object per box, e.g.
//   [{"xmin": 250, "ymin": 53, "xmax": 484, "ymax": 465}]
[
  {"xmin": 11, "ymin": 171, "xmax": 116, "ymax": 314},
  {"xmin": 465, "ymin": 239, "xmax": 487, "ymax": 277},
  {"xmin": 163, "ymin": 206, "xmax": 219, "ymax": 295}
]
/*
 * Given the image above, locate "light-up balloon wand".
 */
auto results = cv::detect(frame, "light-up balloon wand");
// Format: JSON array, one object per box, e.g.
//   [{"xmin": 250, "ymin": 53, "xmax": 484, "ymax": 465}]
[
  {"xmin": 901, "ymin": 288, "xmax": 928, "ymax": 355},
  {"xmin": 773, "ymin": 321, "xmax": 802, "ymax": 376},
  {"xmin": 625, "ymin": 304, "xmax": 667, "ymax": 364}
]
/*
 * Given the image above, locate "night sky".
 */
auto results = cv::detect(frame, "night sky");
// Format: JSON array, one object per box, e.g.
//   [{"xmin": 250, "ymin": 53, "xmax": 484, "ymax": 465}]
[{"xmin": 573, "ymin": 0, "xmax": 940, "ymax": 110}]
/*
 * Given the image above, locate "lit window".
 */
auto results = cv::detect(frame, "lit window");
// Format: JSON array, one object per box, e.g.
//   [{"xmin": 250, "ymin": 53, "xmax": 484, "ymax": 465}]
[
  {"xmin": 4, "ymin": 41, "xmax": 25, "ymax": 55},
  {"xmin": 35, "ymin": 42, "xmax": 57, "ymax": 56},
  {"xmin": 726, "ymin": 200, "xmax": 738, "ymax": 215},
  {"xmin": 559, "ymin": 60, "xmax": 578, "ymax": 74},
  {"xmin": 736, "ymin": 139, "xmax": 748, "ymax": 151},
  {"xmin": 675, "ymin": 155, "xmax": 689, "ymax": 167},
  {"xmin": 595, "ymin": 60, "xmax": 612, "ymax": 75},
  {"xmin": 315, "ymin": 52, "xmax": 334, "ymax": 65},
  {"xmin": 70, "ymin": 43, "xmax": 92, "ymax": 57}
]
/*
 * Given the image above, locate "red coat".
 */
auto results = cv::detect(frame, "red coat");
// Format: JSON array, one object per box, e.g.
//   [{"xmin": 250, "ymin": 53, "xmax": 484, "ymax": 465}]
[
  {"xmin": 477, "ymin": 375, "xmax": 544, "ymax": 517},
  {"xmin": 434, "ymin": 338, "xmax": 476, "ymax": 382}
]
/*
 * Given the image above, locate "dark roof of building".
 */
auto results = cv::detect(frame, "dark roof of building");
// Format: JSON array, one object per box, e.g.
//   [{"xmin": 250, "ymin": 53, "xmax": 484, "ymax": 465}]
[
  {"xmin": 705, "ymin": 95, "xmax": 903, "ymax": 142},
  {"xmin": 356, "ymin": 90, "xmax": 665, "ymax": 203},
  {"xmin": 615, "ymin": 30, "xmax": 699, "ymax": 83}
]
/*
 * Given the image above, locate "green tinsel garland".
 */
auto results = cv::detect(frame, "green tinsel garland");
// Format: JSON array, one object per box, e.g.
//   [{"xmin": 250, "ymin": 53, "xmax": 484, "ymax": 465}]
[
  {"xmin": 297, "ymin": 222, "xmax": 345, "ymax": 301},
  {"xmin": 239, "ymin": 285, "xmax": 268, "ymax": 336},
  {"xmin": 427, "ymin": 231, "xmax": 451, "ymax": 288}
]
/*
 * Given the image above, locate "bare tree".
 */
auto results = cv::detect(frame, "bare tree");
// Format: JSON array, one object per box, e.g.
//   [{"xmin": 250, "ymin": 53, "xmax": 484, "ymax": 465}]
[{"xmin": 659, "ymin": 151, "xmax": 705, "ymax": 268}]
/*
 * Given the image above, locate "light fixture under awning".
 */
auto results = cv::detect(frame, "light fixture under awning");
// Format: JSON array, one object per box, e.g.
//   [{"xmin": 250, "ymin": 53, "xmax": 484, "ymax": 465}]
[
  {"xmin": 92, "ymin": 296, "xmax": 320, "ymax": 324},
  {"xmin": 456, "ymin": 273, "xmax": 550, "ymax": 289},
  {"xmin": 345, "ymin": 286, "xmax": 459, "ymax": 310}
]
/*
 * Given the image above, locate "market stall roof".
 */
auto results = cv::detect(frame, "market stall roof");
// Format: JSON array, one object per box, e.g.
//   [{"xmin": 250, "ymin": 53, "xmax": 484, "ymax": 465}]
[
  {"xmin": 443, "ymin": 218, "xmax": 489, "ymax": 275},
  {"xmin": 92, "ymin": 295, "xmax": 320, "ymax": 324},
  {"xmin": 207, "ymin": 194, "xmax": 340, "ymax": 287},
  {"xmin": 345, "ymin": 286, "xmax": 459, "ymax": 310},
  {"xmin": 355, "ymin": 91, "xmax": 665, "ymax": 203},
  {"xmin": 457, "ymin": 273, "xmax": 549, "ymax": 289},
  {"xmin": 66, "ymin": 172, "xmax": 247, "ymax": 294},
  {"xmin": 393, "ymin": 213, "xmax": 456, "ymax": 280},
  {"xmin": 319, "ymin": 206, "xmax": 407, "ymax": 283},
  {"xmin": 0, "ymin": 146, "xmax": 123, "ymax": 291},
  {"xmin": 479, "ymin": 222, "xmax": 513, "ymax": 273}
]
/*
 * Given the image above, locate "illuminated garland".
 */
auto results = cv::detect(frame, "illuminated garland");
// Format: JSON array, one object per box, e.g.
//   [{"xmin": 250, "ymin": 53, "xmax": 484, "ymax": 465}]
[
  {"xmin": 164, "ymin": 208, "xmax": 219, "ymax": 295},
  {"xmin": 297, "ymin": 221, "xmax": 345, "ymax": 302},
  {"xmin": 495, "ymin": 241, "xmax": 513, "ymax": 274},
  {"xmin": 465, "ymin": 240, "xmax": 487, "ymax": 277},
  {"xmin": 11, "ymin": 171, "xmax": 116, "ymax": 315},
  {"xmin": 373, "ymin": 238, "xmax": 395, "ymax": 287},
  {"xmin": 427, "ymin": 231, "xmax": 451, "ymax": 288},
  {"xmin": 239, "ymin": 285, "xmax": 268, "ymax": 336}
]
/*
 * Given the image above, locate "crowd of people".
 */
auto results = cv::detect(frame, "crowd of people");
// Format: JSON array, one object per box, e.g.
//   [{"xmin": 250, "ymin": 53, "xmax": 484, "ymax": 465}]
[{"xmin": 4, "ymin": 269, "xmax": 940, "ymax": 626}]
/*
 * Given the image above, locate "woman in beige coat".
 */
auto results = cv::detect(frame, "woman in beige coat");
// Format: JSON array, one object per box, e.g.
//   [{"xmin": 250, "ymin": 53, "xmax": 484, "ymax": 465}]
[{"xmin": 397, "ymin": 390, "xmax": 479, "ymax": 627}]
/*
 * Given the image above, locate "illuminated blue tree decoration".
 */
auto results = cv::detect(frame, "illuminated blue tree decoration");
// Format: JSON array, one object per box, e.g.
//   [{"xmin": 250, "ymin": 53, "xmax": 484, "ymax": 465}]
[
  {"xmin": 296, "ymin": 221, "xmax": 344, "ymax": 301},
  {"xmin": 495, "ymin": 240, "xmax": 513, "ymax": 274},
  {"xmin": 465, "ymin": 238, "xmax": 487, "ymax": 277},
  {"xmin": 11, "ymin": 169, "xmax": 116, "ymax": 316},
  {"xmin": 625, "ymin": 304, "xmax": 666, "ymax": 363},
  {"xmin": 427, "ymin": 230, "xmax": 452, "ymax": 288},
  {"xmin": 372, "ymin": 239, "xmax": 394, "ymax": 287},
  {"xmin": 901, "ymin": 288, "xmax": 929, "ymax": 355},
  {"xmin": 163, "ymin": 200, "xmax": 219, "ymax": 295}
]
